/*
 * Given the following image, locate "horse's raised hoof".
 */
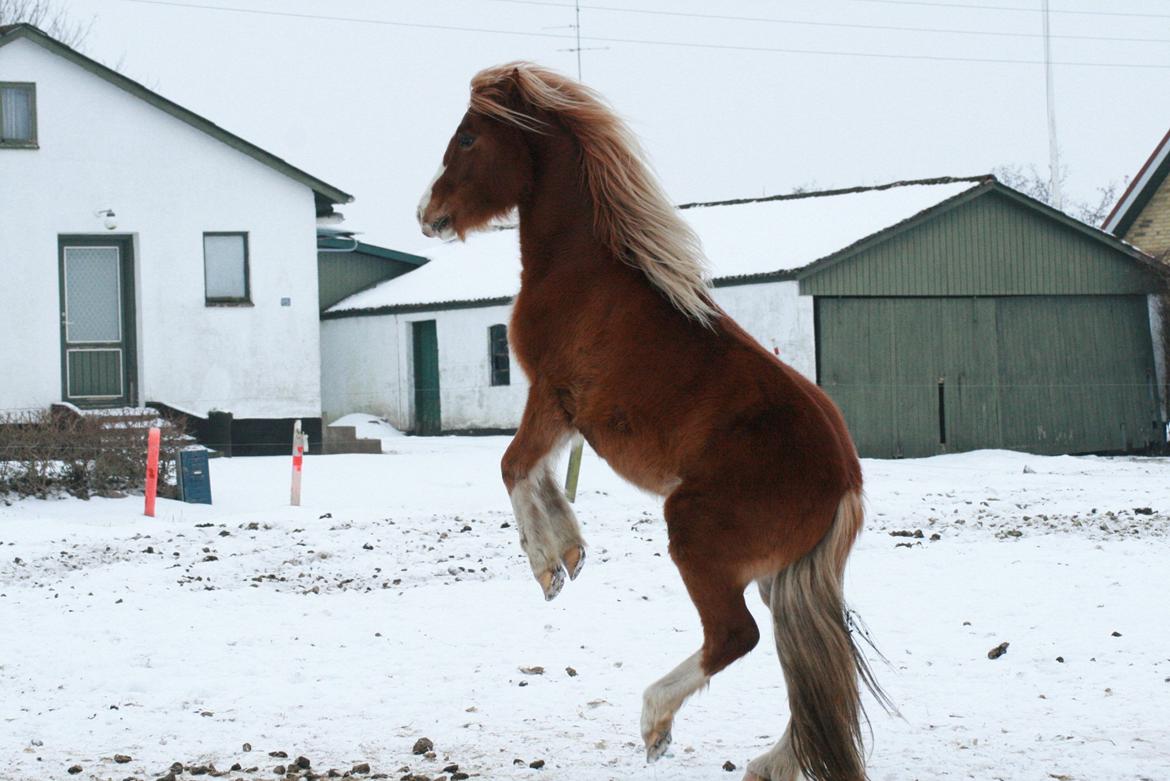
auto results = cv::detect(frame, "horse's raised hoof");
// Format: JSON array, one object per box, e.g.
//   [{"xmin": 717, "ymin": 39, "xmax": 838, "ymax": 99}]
[
  {"xmin": 644, "ymin": 729, "xmax": 672, "ymax": 763},
  {"xmin": 538, "ymin": 566, "xmax": 566, "ymax": 601},
  {"xmin": 563, "ymin": 545, "xmax": 586, "ymax": 580}
]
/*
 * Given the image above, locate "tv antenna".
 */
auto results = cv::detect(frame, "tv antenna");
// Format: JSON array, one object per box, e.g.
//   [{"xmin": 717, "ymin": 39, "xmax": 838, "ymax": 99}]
[
  {"xmin": 1042, "ymin": 0, "xmax": 1062, "ymax": 211},
  {"xmin": 550, "ymin": 0, "xmax": 608, "ymax": 80}
]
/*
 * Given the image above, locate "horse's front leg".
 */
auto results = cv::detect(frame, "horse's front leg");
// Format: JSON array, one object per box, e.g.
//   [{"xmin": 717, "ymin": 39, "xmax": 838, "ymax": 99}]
[{"xmin": 501, "ymin": 385, "xmax": 586, "ymax": 601}]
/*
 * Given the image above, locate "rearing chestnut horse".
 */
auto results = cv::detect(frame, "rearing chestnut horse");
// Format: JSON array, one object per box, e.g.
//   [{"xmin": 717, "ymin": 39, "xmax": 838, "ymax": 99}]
[{"xmin": 417, "ymin": 63, "xmax": 883, "ymax": 781}]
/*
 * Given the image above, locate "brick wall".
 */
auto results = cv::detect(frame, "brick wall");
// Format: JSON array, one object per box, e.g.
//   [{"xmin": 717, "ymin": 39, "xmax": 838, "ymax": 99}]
[{"xmin": 1123, "ymin": 173, "xmax": 1170, "ymax": 258}]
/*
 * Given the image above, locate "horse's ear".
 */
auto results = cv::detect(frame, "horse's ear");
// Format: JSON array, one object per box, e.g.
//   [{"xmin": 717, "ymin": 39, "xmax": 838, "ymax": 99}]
[
  {"xmin": 497, "ymin": 67, "xmax": 528, "ymax": 112},
  {"xmin": 505, "ymin": 67, "xmax": 525, "ymax": 99}
]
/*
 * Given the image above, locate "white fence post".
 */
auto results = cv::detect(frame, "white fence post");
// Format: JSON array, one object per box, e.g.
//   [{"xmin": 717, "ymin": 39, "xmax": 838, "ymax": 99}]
[{"xmin": 290, "ymin": 419, "xmax": 304, "ymax": 506}]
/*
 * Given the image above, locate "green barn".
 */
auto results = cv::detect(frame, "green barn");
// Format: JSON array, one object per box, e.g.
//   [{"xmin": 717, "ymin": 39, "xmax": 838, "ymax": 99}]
[{"xmin": 790, "ymin": 179, "xmax": 1166, "ymax": 457}]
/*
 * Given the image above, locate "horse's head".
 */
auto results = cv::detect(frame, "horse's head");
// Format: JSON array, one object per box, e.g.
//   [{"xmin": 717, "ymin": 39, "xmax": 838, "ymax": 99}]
[{"xmin": 417, "ymin": 99, "xmax": 533, "ymax": 241}]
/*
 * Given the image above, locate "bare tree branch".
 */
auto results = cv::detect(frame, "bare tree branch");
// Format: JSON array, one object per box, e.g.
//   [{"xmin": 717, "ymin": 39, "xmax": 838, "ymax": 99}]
[
  {"xmin": 1, "ymin": 0, "xmax": 93, "ymax": 49},
  {"xmin": 994, "ymin": 163, "xmax": 1128, "ymax": 228}
]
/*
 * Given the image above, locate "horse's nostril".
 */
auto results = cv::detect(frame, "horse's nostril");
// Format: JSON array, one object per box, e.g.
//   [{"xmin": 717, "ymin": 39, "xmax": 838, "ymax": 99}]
[{"xmin": 433, "ymin": 216, "xmax": 451, "ymax": 232}]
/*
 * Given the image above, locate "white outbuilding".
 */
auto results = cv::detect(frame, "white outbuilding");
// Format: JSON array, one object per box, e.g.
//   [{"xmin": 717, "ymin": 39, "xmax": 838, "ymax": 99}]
[
  {"xmin": 324, "ymin": 175, "xmax": 1166, "ymax": 457},
  {"xmin": 0, "ymin": 24, "xmax": 352, "ymax": 451},
  {"xmin": 320, "ymin": 178, "xmax": 983, "ymax": 436}
]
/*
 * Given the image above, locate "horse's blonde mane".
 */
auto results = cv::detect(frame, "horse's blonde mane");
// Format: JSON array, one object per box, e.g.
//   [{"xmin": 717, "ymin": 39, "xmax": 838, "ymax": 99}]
[{"xmin": 469, "ymin": 63, "xmax": 718, "ymax": 327}]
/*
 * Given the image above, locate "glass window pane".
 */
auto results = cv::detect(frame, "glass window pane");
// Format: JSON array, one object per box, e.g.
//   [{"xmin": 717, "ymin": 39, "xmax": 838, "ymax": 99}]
[
  {"xmin": 1, "ymin": 86, "xmax": 33, "ymax": 141},
  {"xmin": 65, "ymin": 247, "xmax": 121, "ymax": 343},
  {"xmin": 204, "ymin": 234, "xmax": 247, "ymax": 300}
]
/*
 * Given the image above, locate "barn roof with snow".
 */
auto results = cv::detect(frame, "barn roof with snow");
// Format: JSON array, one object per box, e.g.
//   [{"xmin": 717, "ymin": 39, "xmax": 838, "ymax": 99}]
[{"xmin": 325, "ymin": 175, "xmax": 1158, "ymax": 317}]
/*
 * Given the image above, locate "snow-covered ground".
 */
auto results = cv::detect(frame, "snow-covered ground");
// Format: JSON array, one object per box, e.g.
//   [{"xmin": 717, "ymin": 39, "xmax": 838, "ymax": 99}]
[{"xmin": 1, "ymin": 439, "xmax": 1168, "ymax": 781}]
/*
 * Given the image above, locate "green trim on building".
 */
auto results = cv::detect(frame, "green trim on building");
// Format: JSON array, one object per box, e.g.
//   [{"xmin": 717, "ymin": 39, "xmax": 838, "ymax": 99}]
[
  {"xmin": 317, "ymin": 241, "xmax": 430, "ymax": 311},
  {"xmin": 0, "ymin": 24, "xmax": 352, "ymax": 211},
  {"xmin": 318, "ymin": 239, "xmax": 428, "ymax": 266}
]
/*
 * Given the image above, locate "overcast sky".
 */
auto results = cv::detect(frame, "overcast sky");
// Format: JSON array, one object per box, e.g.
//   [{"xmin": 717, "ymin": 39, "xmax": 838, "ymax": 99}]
[{"xmin": 54, "ymin": 0, "xmax": 1170, "ymax": 250}]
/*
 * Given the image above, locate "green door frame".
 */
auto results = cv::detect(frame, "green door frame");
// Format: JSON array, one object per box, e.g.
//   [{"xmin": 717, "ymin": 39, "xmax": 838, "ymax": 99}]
[
  {"xmin": 58, "ymin": 235, "xmax": 137, "ymax": 408},
  {"xmin": 411, "ymin": 319, "xmax": 441, "ymax": 435}
]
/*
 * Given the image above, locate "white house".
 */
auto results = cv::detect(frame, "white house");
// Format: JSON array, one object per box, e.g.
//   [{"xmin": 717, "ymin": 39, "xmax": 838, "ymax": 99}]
[{"xmin": 0, "ymin": 24, "xmax": 351, "ymax": 451}]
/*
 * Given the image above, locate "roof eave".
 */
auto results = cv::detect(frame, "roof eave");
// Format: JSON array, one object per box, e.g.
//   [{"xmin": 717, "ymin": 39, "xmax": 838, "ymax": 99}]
[
  {"xmin": 322, "ymin": 295, "xmax": 515, "ymax": 319},
  {"xmin": 1103, "ymin": 127, "xmax": 1170, "ymax": 236}
]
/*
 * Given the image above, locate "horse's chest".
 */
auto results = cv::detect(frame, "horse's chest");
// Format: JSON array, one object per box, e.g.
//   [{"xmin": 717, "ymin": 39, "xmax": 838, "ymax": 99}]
[{"xmin": 509, "ymin": 296, "xmax": 573, "ymax": 374}]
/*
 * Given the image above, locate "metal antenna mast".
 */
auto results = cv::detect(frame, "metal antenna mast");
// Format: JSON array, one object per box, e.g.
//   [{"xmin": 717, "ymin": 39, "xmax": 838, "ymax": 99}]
[
  {"xmin": 1042, "ymin": 0, "xmax": 1063, "ymax": 210},
  {"xmin": 555, "ymin": 0, "xmax": 607, "ymax": 81},
  {"xmin": 575, "ymin": 0, "xmax": 582, "ymax": 80}
]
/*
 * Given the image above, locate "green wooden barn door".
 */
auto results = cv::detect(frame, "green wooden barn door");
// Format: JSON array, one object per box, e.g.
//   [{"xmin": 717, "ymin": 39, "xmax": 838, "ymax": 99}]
[
  {"xmin": 818, "ymin": 295, "xmax": 1159, "ymax": 457},
  {"xmin": 996, "ymin": 296, "xmax": 1158, "ymax": 453},
  {"xmin": 412, "ymin": 320, "xmax": 441, "ymax": 435},
  {"xmin": 819, "ymin": 297, "xmax": 999, "ymax": 458},
  {"xmin": 817, "ymin": 298, "xmax": 898, "ymax": 457},
  {"xmin": 58, "ymin": 236, "xmax": 136, "ymax": 407}
]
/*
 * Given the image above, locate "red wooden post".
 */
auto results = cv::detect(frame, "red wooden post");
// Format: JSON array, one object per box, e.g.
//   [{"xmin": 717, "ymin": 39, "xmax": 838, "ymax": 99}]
[
  {"xmin": 144, "ymin": 426, "xmax": 160, "ymax": 517},
  {"xmin": 290, "ymin": 419, "xmax": 304, "ymax": 506}
]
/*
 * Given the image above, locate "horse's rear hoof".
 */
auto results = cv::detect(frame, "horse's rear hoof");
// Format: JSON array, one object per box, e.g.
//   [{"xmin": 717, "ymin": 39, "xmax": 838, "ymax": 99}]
[
  {"xmin": 539, "ymin": 566, "xmax": 566, "ymax": 601},
  {"xmin": 645, "ymin": 729, "xmax": 672, "ymax": 763},
  {"xmin": 564, "ymin": 545, "xmax": 586, "ymax": 580}
]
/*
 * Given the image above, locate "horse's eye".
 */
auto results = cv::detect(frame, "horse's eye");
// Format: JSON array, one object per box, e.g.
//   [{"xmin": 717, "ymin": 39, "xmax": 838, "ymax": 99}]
[{"xmin": 457, "ymin": 133, "xmax": 475, "ymax": 149}]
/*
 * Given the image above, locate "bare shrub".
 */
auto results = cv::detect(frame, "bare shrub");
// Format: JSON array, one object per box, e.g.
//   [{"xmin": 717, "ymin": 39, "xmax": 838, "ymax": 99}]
[{"xmin": 0, "ymin": 407, "xmax": 190, "ymax": 500}]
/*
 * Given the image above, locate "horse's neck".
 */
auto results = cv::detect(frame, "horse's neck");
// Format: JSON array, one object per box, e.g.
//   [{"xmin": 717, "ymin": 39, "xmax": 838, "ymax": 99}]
[{"xmin": 517, "ymin": 131, "xmax": 607, "ymax": 279}]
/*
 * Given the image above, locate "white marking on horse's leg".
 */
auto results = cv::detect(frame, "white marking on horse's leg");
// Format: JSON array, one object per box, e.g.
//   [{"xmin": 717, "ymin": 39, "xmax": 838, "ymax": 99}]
[
  {"xmin": 641, "ymin": 650, "xmax": 709, "ymax": 762},
  {"xmin": 509, "ymin": 472, "xmax": 563, "ymax": 598},
  {"xmin": 416, "ymin": 163, "xmax": 446, "ymax": 229},
  {"xmin": 507, "ymin": 451, "xmax": 588, "ymax": 599},
  {"xmin": 536, "ymin": 467, "xmax": 586, "ymax": 577},
  {"xmin": 746, "ymin": 725, "xmax": 802, "ymax": 781}
]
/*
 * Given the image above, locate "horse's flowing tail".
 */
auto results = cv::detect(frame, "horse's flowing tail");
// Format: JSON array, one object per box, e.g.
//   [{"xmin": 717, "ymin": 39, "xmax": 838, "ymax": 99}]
[{"xmin": 770, "ymin": 489, "xmax": 888, "ymax": 781}]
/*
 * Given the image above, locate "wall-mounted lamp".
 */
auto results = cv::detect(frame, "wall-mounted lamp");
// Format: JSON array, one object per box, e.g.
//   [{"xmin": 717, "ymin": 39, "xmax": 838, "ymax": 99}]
[{"xmin": 94, "ymin": 208, "xmax": 117, "ymax": 230}]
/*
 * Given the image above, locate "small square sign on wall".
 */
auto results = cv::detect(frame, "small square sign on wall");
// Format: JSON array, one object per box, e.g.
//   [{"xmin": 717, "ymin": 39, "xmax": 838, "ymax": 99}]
[{"xmin": 281, "ymin": 297, "xmax": 291, "ymax": 306}]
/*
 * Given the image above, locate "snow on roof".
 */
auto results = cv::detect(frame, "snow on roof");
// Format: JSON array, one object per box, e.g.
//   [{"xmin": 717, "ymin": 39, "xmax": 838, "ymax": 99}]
[
  {"xmin": 327, "ymin": 177, "xmax": 985, "ymax": 313},
  {"xmin": 682, "ymin": 178, "xmax": 983, "ymax": 279},
  {"xmin": 329, "ymin": 226, "xmax": 522, "ymax": 313}
]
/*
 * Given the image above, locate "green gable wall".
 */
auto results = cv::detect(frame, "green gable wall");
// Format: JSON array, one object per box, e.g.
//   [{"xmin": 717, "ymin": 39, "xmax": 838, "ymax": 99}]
[
  {"xmin": 317, "ymin": 244, "xmax": 427, "ymax": 311},
  {"xmin": 800, "ymin": 189, "xmax": 1163, "ymax": 297}
]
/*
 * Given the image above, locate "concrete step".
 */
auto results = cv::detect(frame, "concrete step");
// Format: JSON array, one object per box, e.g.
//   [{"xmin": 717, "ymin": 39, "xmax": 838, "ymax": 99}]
[{"xmin": 323, "ymin": 424, "xmax": 382, "ymax": 455}]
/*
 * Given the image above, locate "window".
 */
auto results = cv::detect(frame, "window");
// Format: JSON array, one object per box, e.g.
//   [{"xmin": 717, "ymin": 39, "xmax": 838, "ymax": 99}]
[
  {"xmin": 203, "ymin": 232, "xmax": 250, "ymax": 304},
  {"xmin": 489, "ymin": 324, "xmax": 510, "ymax": 386},
  {"xmin": 0, "ymin": 82, "xmax": 37, "ymax": 148}
]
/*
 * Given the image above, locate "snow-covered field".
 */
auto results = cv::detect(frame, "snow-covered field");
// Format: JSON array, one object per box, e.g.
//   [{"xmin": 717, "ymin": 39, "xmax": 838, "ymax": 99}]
[{"xmin": 1, "ymin": 438, "xmax": 1168, "ymax": 781}]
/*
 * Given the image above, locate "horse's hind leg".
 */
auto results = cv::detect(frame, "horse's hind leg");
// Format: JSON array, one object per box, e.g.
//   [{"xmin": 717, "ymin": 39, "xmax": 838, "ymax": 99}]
[
  {"xmin": 641, "ymin": 490, "xmax": 760, "ymax": 761},
  {"xmin": 743, "ymin": 726, "xmax": 801, "ymax": 781},
  {"xmin": 739, "ymin": 577, "xmax": 802, "ymax": 781}
]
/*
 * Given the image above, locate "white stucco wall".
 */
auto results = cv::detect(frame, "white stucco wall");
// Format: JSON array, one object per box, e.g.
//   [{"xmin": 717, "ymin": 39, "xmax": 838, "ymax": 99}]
[
  {"xmin": 321, "ymin": 303, "xmax": 529, "ymax": 431},
  {"xmin": 712, "ymin": 280, "xmax": 817, "ymax": 381},
  {"xmin": 321, "ymin": 280, "xmax": 816, "ymax": 432},
  {"xmin": 0, "ymin": 38, "xmax": 322, "ymax": 418}
]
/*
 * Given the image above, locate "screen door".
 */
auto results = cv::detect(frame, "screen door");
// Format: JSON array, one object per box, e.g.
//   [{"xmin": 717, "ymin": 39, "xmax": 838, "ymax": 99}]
[{"xmin": 59, "ymin": 237, "xmax": 135, "ymax": 406}]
